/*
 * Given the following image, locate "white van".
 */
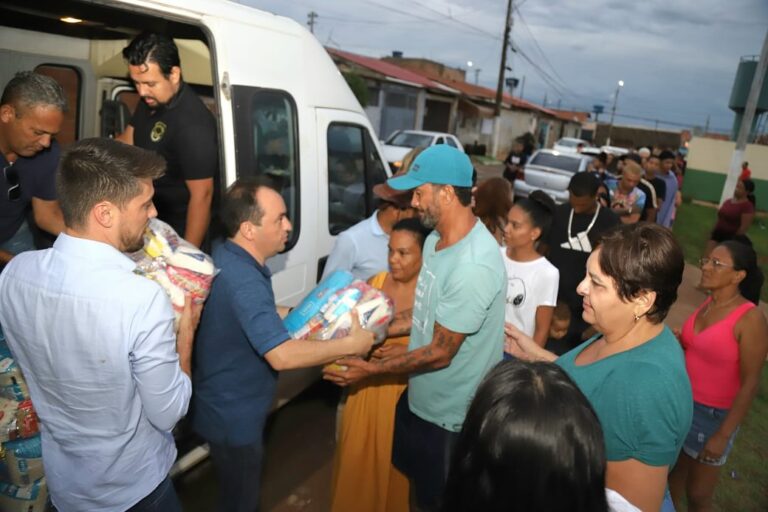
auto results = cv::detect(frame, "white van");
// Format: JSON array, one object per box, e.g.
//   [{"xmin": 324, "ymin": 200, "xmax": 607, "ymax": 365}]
[{"xmin": 1, "ymin": 0, "xmax": 390, "ymax": 472}]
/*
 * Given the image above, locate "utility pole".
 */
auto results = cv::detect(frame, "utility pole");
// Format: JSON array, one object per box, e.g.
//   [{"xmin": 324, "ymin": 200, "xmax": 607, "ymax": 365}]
[
  {"xmin": 720, "ymin": 29, "xmax": 768, "ymax": 205},
  {"xmin": 519, "ymin": 75, "xmax": 525, "ymax": 100},
  {"xmin": 704, "ymin": 114, "xmax": 710, "ymax": 134},
  {"xmin": 494, "ymin": 0, "xmax": 513, "ymax": 117},
  {"xmin": 606, "ymin": 80, "xmax": 624, "ymax": 146},
  {"xmin": 490, "ymin": 0, "xmax": 513, "ymax": 159},
  {"xmin": 307, "ymin": 11, "xmax": 318, "ymax": 33}
]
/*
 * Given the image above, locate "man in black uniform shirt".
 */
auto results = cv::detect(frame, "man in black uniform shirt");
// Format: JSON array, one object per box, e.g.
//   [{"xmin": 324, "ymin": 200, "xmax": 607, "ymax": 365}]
[
  {"xmin": 546, "ymin": 172, "xmax": 620, "ymax": 352},
  {"xmin": 117, "ymin": 32, "xmax": 217, "ymax": 247}
]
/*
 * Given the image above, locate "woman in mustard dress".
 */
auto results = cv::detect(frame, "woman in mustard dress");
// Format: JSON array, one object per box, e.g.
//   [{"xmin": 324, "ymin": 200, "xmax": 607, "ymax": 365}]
[{"xmin": 330, "ymin": 218, "xmax": 430, "ymax": 512}]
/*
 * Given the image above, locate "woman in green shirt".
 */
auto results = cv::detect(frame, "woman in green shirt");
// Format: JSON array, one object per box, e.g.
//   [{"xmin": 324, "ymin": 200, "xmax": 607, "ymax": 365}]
[{"xmin": 506, "ymin": 223, "xmax": 693, "ymax": 511}]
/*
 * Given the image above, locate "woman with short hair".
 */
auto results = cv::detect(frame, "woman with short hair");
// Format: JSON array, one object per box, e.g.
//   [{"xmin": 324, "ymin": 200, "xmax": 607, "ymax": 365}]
[{"xmin": 506, "ymin": 223, "xmax": 693, "ymax": 511}]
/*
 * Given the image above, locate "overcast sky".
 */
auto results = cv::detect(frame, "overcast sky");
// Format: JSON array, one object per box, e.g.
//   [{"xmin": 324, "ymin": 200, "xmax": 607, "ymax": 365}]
[{"xmin": 243, "ymin": 0, "xmax": 767, "ymax": 134}]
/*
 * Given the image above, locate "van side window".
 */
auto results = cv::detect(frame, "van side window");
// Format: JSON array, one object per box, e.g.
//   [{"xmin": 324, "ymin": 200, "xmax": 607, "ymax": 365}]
[
  {"xmin": 233, "ymin": 87, "xmax": 299, "ymax": 248},
  {"xmin": 328, "ymin": 124, "xmax": 388, "ymax": 235},
  {"xmin": 34, "ymin": 65, "xmax": 80, "ymax": 146}
]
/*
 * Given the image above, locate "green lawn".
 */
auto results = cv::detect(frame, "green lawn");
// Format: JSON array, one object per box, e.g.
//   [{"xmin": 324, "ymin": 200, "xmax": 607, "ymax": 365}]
[
  {"xmin": 672, "ymin": 202, "xmax": 768, "ymax": 511},
  {"xmin": 673, "ymin": 202, "xmax": 768, "ymax": 303}
]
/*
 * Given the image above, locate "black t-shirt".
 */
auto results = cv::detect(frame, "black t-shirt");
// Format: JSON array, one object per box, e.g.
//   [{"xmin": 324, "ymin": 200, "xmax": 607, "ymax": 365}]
[
  {"xmin": 0, "ymin": 141, "xmax": 59, "ymax": 244},
  {"xmin": 649, "ymin": 177, "xmax": 667, "ymax": 209},
  {"xmin": 130, "ymin": 82, "xmax": 218, "ymax": 235},
  {"xmin": 546, "ymin": 202, "xmax": 620, "ymax": 337},
  {"xmin": 637, "ymin": 180, "xmax": 654, "ymax": 220}
]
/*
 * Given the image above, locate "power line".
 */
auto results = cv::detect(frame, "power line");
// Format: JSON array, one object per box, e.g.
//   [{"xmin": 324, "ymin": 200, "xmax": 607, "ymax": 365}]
[{"xmin": 513, "ymin": 6, "xmax": 570, "ymax": 93}]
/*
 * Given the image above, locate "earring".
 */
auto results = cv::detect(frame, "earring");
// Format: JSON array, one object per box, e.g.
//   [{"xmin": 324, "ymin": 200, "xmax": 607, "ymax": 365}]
[{"xmin": 633, "ymin": 313, "xmax": 641, "ymax": 322}]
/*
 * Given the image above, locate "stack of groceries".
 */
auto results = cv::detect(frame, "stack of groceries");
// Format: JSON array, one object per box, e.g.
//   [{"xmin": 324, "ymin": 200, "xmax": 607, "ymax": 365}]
[
  {"xmin": 129, "ymin": 218, "xmax": 217, "ymax": 328},
  {"xmin": 284, "ymin": 271, "xmax": 395, "ymax": 357},
  {"xmin": 0, "ymin": 327, "xmax": 47, "ymax": 512}
]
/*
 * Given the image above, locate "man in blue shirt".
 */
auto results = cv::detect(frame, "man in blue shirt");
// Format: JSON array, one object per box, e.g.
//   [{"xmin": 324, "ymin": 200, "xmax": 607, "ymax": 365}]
[
  {"xmin": 0, "ymin": 71, "xmax": 66, "ymax": 264},
  {"xmin": 657, "ymin": 150, "xmax": 679, "ymax": 228},
  {"xmin": 0, "ymin": 138, "xmax": 198, "ymax": 511},
  {"xmin": 324, "ymin": 145, "xmax": 506, "ymax": 511},
  {"xmin": 192, "ymin": 178, "xmax": 374, "ymax": 512}
]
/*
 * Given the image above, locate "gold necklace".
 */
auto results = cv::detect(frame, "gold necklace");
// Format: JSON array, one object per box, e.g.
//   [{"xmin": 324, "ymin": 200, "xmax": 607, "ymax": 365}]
[{"xmin": 702, "ymin": 293, "xmax": 740, "ymax": 317}]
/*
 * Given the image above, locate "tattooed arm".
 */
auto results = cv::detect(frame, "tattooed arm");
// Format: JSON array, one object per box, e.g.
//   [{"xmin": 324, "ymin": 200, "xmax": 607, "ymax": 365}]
[
  {"xmin": 387, "ymin": 308, "xmax": 413, "ymax": 338},
  {"xmin": 323, "ymin": 322, "xmax": 466, "ymax": 386}
]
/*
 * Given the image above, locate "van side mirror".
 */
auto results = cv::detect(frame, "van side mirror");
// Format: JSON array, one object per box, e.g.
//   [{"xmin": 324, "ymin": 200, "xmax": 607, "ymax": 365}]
[{"xmin": 100, "ymin": 100, "xmax": 131, "ymax": 138}]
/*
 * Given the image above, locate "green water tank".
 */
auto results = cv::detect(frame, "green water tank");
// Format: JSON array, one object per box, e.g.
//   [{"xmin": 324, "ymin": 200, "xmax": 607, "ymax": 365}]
[{"xmin": 728, "ymin": 56, "xmax": 768, "ymax": 112}]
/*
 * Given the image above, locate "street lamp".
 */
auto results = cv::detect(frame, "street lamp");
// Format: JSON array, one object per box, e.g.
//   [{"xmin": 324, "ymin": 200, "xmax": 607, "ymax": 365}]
[
  {"xmin": 606, "ymin": 80, "xmax": 624, "ymax": 146},
  {"xmin": 467, "ymin": 60, "xmax": 481, "ymax": 85}
]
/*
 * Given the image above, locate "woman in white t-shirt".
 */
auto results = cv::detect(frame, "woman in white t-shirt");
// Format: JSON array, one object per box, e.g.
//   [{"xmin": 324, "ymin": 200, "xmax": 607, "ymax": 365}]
[{"xmin": 502, "ymin": 190, "xmax": 559, "ymax": 355}]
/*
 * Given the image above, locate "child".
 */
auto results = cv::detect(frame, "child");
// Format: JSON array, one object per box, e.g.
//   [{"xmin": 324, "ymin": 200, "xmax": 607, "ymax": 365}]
[{"xmin": 545, "ymin": 301, "xmax": 572, "ymax": 356}]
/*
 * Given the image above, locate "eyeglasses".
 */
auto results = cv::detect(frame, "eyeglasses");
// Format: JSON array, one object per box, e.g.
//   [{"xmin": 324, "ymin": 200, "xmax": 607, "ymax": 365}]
[
  {"xmin": 699, "ymin": 257, "xmax": 734, "ymax": 270},
  {"xmin": 3, "ymin": 165, "xmax": 21, "ymax": 202}
]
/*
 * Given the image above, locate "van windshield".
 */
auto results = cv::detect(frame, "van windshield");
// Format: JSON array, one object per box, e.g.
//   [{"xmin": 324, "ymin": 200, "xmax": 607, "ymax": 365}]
[{"xmin": 386, "ymin": 132, "xmax": 432, "ymax": 148}]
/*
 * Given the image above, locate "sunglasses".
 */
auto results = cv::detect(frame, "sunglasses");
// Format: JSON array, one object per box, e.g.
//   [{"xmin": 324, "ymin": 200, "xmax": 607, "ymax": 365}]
[
  {"xmin": 3, "ymin": 165, "xmax": 21, "ymax": 202},
  {"xmin": 698, "ymin": 257, "xmax": 734, "ymax": 270}
]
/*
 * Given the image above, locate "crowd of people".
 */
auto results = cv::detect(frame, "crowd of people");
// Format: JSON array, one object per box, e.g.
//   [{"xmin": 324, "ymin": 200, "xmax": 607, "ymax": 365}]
[{"xmin": 0, "ymin": 31, "xmax": 765, "ymax": 512}]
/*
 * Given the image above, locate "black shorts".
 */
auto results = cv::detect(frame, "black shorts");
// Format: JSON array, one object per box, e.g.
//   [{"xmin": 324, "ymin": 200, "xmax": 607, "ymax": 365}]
[
  {"xmin": 710, "ymin": 228, "xmax": 735, "ymax": 243},
  {"xmin": 392, "ymin": 390, "xmax": 458, "ymax": 511}
]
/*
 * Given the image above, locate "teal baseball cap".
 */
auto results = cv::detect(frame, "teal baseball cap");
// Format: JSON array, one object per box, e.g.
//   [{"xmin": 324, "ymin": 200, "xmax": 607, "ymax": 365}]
[{"xmin": 387, "ymin": 145, "xmax": 473, "ymax": 190}]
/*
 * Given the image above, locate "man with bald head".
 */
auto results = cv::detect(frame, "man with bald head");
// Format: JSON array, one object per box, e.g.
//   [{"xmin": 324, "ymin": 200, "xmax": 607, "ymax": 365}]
[{"xmin": 0, "ymin": 71, "xmax": 66, "ymax": 263}]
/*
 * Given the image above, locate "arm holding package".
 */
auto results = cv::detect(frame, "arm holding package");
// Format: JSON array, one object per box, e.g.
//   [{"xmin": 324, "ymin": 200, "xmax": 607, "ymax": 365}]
[{"xmin": 129, "ymin": 287, "xmax": 192, "ymax": 432}]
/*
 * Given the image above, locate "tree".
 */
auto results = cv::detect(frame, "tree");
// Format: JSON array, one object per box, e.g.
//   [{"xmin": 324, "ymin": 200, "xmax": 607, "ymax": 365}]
[{"xmin": 342, "ymin": 72, "xmax": 369, "ymax": 108}]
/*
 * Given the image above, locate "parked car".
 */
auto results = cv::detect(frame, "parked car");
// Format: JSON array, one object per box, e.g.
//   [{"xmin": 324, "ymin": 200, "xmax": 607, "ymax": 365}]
[
  {"xmin": 381, "ymin": 130, "xmax": 463, "ymax": 171},
  {"xmin": 553, "ymin": 137, "xmax": 590, "ymax": 154},
  {"xmin": 514, "ymin": 149, "xmax": 595, "ymax": 204},
  {"xmin": 600, "ymin": 145, "xmax": 630, "ymax": 156}
]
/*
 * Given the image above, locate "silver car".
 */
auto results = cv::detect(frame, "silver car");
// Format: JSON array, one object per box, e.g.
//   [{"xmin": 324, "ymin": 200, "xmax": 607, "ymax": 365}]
[{"xmin": 513, "ymin": 149, "xmax": 594, "ymax": 204}]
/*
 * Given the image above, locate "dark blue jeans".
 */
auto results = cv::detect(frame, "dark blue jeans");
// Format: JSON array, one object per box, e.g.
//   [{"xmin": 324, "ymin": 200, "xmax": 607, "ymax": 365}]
[
  {"xmin": 209, "ymin": 441, "xmax": 264, "ymax": 512},
  {"xmin": 128, "ymin": 475, "xmax": 182, "ymax": 512}
]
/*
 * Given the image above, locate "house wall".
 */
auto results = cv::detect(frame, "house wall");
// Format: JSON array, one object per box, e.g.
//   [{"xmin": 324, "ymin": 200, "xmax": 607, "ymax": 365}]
[{"xmin": 682, "ymin": 137, "xmax": 768, "ymax": 210}]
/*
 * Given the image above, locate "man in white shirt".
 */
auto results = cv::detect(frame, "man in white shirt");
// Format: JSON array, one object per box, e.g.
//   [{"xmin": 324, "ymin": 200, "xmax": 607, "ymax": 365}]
[
  {"xmin": 0, "ymin": 138, "xmax": 199, "ymax": 511},
  {"xmin": 322, "ymin": 177, "xmax": 414, "ymax": 281}
]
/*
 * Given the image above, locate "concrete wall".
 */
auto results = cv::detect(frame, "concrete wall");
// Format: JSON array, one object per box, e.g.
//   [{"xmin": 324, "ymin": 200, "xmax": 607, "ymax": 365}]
[{"xmin": 682, "ymin": 137, "xmax": 768, "ymax": 211}]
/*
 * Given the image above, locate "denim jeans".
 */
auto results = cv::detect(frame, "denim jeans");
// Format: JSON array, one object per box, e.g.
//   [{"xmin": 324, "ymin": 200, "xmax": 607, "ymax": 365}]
[{"xmin": 128, "ymin": 475, "xmax": 182, "ymax": 512}]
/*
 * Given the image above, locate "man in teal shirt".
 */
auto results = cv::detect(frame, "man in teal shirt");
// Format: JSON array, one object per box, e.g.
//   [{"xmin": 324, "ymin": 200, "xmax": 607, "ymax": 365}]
[{"xmin": 324, "ymin": 145, "xmax": 506, "ymax": 511}]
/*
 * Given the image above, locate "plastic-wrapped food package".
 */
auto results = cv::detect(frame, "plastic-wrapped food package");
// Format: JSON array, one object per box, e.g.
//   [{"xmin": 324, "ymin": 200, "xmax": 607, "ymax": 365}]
[
  {"xmin": 0, "ymin": 399, "xmax": 38, "ymax": 444},
  {"xmin": 0, "ymin": 477, "xmax": 47, "ymax": 512},
  {"xmin": 283, "ymin": 271, "xmax": 354, "ymax": 334},
  {"xmin": 293, "ymin": 281, "xmax": 394, "ymax": 344},
  {"xmin": 129, "ymin": 218, "xmax": 217, "ymax": 326},
  {"xmin": 0, "ymin": 435, "xmax": 43, "ymax": 486}
]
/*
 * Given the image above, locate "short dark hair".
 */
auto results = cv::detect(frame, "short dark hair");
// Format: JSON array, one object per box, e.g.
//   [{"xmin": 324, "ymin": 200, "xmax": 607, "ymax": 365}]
[
  {"xmin": 57, "ymin": 138, "xmax": 165, "ymax": 228},
  {"xmin": 553, "ymin": 300, "xmax": 571, "ymax": 323},
  {"xmin": 443, "ymin": 360, "xmax": 608, "ymax": 512},
  {"xmin": 659, "ymin": 150, "xmax": 675, "ymax": 161},
  {"xmin": 514, "ymin": 189, "xmax": 555, "ymax": 243},
  {"xmin": 720, "ymin": 239, "xmax": 764, "ymax": 304},
  {"xmin": 1, "ymin": 71, "xmax": 67, "ymax": 112},
  {"xmin": 122, "ymin": 32, "xmax": 181, "ymax": 77},
  {"xmin": 453, "ymin": 185, "xmax": 473, "ymax": 206},
  {"xmin": 596, "ymin": 223, "xmax": 684, "ymax": 323},
  {"xmin": 434, "ymin": 184, "xmax": 473, "ymax": 207},
  {"xmin": 391, "ymin": 217, "xmax": 431, "ymax": 250},
  {"xmin": 624, "ymin": 153, "xmax": 642, "ymax": 165},
  {"xmin": 568, "ymin": 172, "xmax": 600, "ymax": 197},
  {"xmin": 220, "ymin": 177, "xmax": 278, "ymax": 238}
]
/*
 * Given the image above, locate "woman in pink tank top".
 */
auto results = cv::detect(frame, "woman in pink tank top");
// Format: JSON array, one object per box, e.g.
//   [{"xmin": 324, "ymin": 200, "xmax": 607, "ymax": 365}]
[{"xmin": 668, "ymin": 240, "xmax": 767, "ymax": 511}]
